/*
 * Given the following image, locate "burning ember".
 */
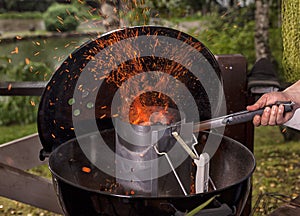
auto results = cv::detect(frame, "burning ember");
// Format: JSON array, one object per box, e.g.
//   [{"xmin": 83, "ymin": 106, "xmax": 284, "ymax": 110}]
[{"xmin": 128, "ymin": 92, "xmax": 179, "ymax": 126}]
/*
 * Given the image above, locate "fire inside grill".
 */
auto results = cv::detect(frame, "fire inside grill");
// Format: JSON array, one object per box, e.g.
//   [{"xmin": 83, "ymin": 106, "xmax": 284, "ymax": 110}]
[{"xmin": 38, "ymin": 26, "xmax": 255, "ymax": 216}]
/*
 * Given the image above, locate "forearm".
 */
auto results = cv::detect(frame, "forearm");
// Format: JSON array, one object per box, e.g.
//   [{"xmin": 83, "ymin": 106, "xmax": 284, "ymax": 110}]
[{"xmin": 283, "ymin": 80, "xmax": 300, "ymax": 109}]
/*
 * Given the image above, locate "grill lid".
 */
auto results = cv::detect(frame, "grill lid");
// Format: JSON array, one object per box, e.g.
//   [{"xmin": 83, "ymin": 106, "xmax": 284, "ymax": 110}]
[{"xmin": 37, "ymin": 26, "xmax": 224, "ymax": 159}]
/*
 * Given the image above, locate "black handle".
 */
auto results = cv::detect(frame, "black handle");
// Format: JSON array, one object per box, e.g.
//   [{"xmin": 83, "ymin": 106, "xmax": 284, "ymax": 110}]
[{"xmin": 223, "ymin": 101, "xmax": 294, "ymax": 125}]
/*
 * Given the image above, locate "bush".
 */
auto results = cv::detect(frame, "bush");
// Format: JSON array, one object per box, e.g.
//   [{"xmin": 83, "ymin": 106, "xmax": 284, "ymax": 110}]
[
  {"xmin": 194, "ymin": 8, "xmax": 282, "ymax": 76},
  {"xmin": 44, "ymin": 3, "xmax": 79, "ymax": 32},
  {"xmin": 0, "ymin": 61, "xmax": 51, "ymax": 126},
  {"xmin": 149, "ymin": 0, "xmax": 190, "ymax": 18},
  {"xmin": 123, "ymin": 6, "xmax": 151, "ymax": 26},
  {"xmin": 195, "ymin": 14, "xmax": 256, "ymax": 70},
  {"xmin": 3, "ymin": 0, "xmax": 55, "ymax": 12}
]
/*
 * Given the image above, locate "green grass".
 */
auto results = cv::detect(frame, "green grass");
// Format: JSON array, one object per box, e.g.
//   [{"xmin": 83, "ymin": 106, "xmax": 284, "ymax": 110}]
[
  {"xmin": 0, "ymin": 123, "xmax": 37, "ymax": 144},
  {"xmin": 0, "ymin": 12, "xmax": 43, "ymax": 19},
  {"xmin": 0, "ymin": 124, "xmax": 300, "ymax": 215},
  {"xmin": 252, "ymin": 126, "xmax": 300, "ymax": 215}
]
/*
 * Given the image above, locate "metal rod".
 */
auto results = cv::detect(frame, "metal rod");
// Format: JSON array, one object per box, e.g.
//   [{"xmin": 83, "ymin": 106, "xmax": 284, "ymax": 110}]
[
  {"xmin": 209, "ymin": 177, "xmax": 217, "ymax": 191},
  {"xmin": 153, "ymin": 145, "xmax": 187, "ymax": 196},
  {"xmin": 172, "ymin": 132, "xmax": 198, "ymax": 160},
  {"xmin": 191, "ymin": 134, "xmax": 199, "ymax": 158},
  {"xmin": 0, "ymin": 81, "xmax": 47, "ymax": 96}
]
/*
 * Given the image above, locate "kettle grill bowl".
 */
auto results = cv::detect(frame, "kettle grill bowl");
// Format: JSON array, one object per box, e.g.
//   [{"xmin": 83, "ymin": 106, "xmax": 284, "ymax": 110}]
[{"xmin": 49, "ymin": 130, "xmax": 255, "ymax": 216}]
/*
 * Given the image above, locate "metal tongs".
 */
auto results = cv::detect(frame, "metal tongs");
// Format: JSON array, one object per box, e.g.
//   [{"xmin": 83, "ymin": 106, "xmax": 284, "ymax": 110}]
[
  {"xmin": 169, "ymin": 101, "xmax": 294, "ymax": 194},
  {"xmin": 154, "ymin": 101, "xmax": 294, "ymax": 195},
  {"xmin": 193, "ymin": 101, "xmax": 294, "ymax": 132}
]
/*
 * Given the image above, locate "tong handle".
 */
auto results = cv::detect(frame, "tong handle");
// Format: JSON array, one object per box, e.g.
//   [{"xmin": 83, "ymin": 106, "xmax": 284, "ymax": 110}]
[
  {"xmin": 194, "ymin": 153, "xmax": 210, "ymax": 193},
  {"xmin": 223, "ymin": 101, "xmax": 294, "ymax": 125}
]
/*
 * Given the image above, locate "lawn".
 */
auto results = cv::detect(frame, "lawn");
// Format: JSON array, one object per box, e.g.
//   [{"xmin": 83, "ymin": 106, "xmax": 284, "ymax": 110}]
[
  {"xmin": 252, "ymin": 126, "xmax": 300, "ymax": 215},
  {"xmin": 0, "ymin": 124, "xmax": 300, "ymax": 215}
]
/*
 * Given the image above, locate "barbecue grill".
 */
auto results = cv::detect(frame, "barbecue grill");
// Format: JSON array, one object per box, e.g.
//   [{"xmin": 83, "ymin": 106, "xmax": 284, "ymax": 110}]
[{"xmin": 37, "ymin": 26, "xmax": 256, "ymax": 216}]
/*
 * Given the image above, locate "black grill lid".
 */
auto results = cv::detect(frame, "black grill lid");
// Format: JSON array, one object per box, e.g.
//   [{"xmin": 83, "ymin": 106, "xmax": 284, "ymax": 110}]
[{"xmin": 37, "ymin": 26, "xmax": 224, "ymax": 158}]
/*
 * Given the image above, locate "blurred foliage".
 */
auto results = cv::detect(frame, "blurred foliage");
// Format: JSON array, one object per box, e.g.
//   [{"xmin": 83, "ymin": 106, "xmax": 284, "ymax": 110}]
[
  {"xmin": 125, "ymin": 8, "xmax": 151, "ymax": 26},
  {"xmin": 71, "ymin": 0, "xmax": 101, "ymax": 20},
  {"xmin": 269, "ymin": 28, "xmax": 283, "ymax": 80},
  {"xmin": 1, "ymin": 0, "xmax": 55, "ymax": 12},
  {"xmin": 43, "ymin": 3, "xmax": 80, "ymax": 32},
  {"xmin": 193, "ymin": 7, "xmax": 256, "ymax": 71},
  {"xmin": 0, "ymin": 123, "xmax": 37, "ymax": 144},
  {"xmin": 122, "ymin": 4, "xmax": 151, "ymax": 26},
  {"xmin": 151, "ymin": 0, "xmax": 190, "ymax": 17},
  {"xmin": 281, "ymin": 0, "xmax": 300, "ymax": 83},
  {"xmin": 269, "ymin": 0, "xmax": 282, "ymax": 28},
  {"xmin": 187, "ymin": 4, "xmax": 283, "ymax": 75},
  {"xmin": 252, "ymin": 126, "xmax": 300, "ymax": 215},
  {"xmin": 147, "ymin": 0, "xmax": 223, "ymax": 18},
  {"xmin": 0, "ymin": 61, "xmax": 51, "ymax": 126},
  {"xmin": 0, "ymin": 11, "xmax": 43, "ymax": 19}
]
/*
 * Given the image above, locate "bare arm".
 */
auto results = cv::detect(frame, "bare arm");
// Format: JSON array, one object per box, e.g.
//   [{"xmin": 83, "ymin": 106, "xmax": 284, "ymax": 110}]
[{"xmin": 247, "ymin": 80, "xmax": 300, "ymax": 126}]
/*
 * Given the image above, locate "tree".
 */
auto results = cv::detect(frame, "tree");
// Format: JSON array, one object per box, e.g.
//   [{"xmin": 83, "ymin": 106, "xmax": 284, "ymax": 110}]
[
  {"xmin": 254, "ymin": 0, "xmax": 271, "ymax": 60},
  {"xmin": 98, "ymin": 0, "xmax": 121, "ymax": 30}
]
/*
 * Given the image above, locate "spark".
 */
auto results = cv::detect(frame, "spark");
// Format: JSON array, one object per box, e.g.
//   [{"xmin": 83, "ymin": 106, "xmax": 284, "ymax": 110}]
[
  {"xmin": 30, "ymin": 100, "xmax": 36, "ymax": 106},
  {"xmin": 11, "ymin": 47, "xmax": 19, "ymax": 54},
  {"xmin": 66, "ymin": 9, "xmax": 71, "ymax": 16},
  {"xmin": 100, "ymin": 114, "xmax": 106, "ymax": 119},
  {"xmin": 82, "ymin": 166, "xmax": 91, "ymax": 173},
  {"xmin": 57, "ymin": 16, "xmax": 63, "ymax": 21},
  {"xmin": 7, "ymin": 83, "xmax": 12, "ymax": 91},
  {"xmin": 25, "ymin": 58, "xmax": 30, "ymax": 65}
]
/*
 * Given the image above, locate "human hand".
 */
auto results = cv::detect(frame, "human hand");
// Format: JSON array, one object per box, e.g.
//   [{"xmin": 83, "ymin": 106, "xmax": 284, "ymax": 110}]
[{"xmin": 246, "ymin": 92, "xmax": 295, "ymax": 126}]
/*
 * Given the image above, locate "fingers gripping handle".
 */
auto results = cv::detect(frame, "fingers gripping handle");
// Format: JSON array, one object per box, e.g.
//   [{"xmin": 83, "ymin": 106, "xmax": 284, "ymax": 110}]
[{"xmin": 223, "ymin": 101, "xmax": 294, "ymax": 125}]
